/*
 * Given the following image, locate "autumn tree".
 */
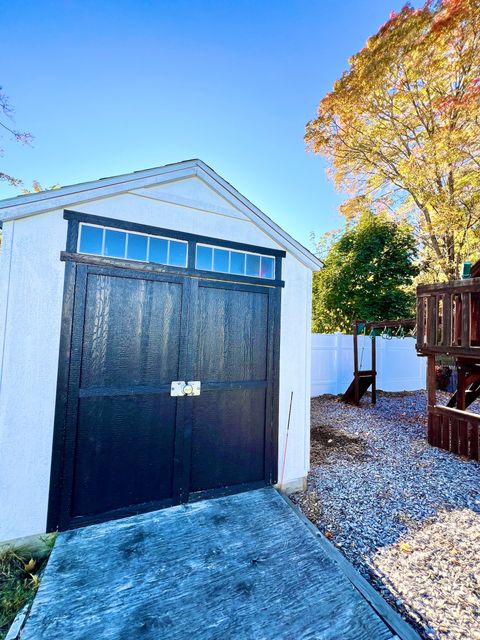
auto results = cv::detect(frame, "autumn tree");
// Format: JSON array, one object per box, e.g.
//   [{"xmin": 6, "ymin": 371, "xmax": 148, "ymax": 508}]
[
  {"xmin": 0, "ymin": 86, "xmax": 33, "ymax": 187},
  {"xmin": 312, "ymin": 212, "xmax": 418, "ymax": 333},
  {"xmin": 306, "ymin": 0, "xmax": 480, "ymax": 281}
]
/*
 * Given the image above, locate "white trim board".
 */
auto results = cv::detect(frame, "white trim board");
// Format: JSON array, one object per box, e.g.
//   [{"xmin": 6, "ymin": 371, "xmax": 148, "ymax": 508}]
[
  {"xmin": 129, "ymin": 188, "xmax": 246, "ymax": 221},
  {"xmin": 0, "ymin": 159, "xmax": 321, "ymax": 271}
]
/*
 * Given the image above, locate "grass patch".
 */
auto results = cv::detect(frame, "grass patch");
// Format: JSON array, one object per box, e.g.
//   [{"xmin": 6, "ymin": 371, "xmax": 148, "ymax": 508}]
[{"xmin": 0, "ymin": 537, "xmax": 55, "ymax": 639}]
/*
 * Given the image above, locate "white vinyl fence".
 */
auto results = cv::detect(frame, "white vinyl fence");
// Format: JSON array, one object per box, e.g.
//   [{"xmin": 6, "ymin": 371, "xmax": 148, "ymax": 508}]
[{"xmin": 311, "ymin": 333, "xmax": 426, "ymax": 397}]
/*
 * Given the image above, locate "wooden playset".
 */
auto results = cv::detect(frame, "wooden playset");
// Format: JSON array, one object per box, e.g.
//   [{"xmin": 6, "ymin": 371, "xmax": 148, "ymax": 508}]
[
  {"xmin": 341, "ymin": 260, "xmax": 480, "ymax": 462},
  {"xmin": 416, "ymin": 261, "xmax": 480, "ymax": 461}
]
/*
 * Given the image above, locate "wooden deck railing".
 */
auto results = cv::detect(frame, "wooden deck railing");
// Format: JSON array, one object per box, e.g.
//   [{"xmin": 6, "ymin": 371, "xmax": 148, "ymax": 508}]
[
  {"xmin": 428, "ymin": 404, "xmax": 480, "ymax": 461},
  {"xmin": 417, "ymin": 279, "xmax": 480, "ymax": 357}
]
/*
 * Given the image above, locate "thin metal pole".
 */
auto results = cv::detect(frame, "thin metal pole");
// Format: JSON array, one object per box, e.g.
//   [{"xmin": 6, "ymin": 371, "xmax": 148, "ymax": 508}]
[
  {"xmin": 353, "ymin": 321, "xmax": 360, "ymax": 405},
  {"xmin": 280, "ymin": 391, "xmax": 294, "ymax": 488},
  {"xmin": 371, "ymin": 334, "xmax": 377, "ymax": 404}
]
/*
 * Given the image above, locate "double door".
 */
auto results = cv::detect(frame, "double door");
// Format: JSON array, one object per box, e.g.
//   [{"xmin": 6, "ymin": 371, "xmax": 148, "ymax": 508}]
[{"xmin": 48, "ymin": 262, "xmax": 279, "ymax": 530}]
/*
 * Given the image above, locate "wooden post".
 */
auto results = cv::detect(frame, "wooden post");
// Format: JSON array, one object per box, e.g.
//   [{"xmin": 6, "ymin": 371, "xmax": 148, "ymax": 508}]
[
  {"xmin": 427, "ymin": 355, "xmax": 436, "ymax": 407},
  {"xmin": 456, "ymin": 366, "xmax": 466, "ymax": 411},
  {"xmin": 353, "ymin": 321, "xmax": 360, "ymax": 405},
  {"xmin": 371, "ymin": 334, "xmax": 377, "ymax": 405}
]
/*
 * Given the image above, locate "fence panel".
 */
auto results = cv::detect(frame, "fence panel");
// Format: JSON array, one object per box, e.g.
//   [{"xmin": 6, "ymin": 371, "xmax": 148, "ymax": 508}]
[{"xmin": 428, "ymin": 405, "xmax": 480, "ymax": 461}]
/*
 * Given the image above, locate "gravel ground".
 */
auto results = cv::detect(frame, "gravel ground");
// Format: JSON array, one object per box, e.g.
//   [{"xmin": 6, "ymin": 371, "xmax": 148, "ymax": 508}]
[{"xmin": 291, "ymin": 391, "xmax": 480, "ymax": 640}]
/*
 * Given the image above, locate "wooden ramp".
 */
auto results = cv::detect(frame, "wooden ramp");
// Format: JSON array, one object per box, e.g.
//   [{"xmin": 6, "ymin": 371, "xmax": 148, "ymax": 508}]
[
  {"xmin": 18, "ymin": 488, "xmax": 418, "ymax": 640},
  {"xmin": 342, "ymin": 371, "xmax": 375, "ymax": 404}
]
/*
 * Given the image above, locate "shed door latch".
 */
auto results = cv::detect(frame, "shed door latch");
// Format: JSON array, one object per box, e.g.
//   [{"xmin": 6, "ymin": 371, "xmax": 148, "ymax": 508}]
[{"xmin": 170, "ymin": 381, "xmax": 201, "ymax": 397}]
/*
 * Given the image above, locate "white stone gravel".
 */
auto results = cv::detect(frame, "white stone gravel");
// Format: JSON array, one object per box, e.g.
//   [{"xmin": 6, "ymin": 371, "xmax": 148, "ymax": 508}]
[{"xmin": 291, "ymin": 392, "xmax": 480, "ymax": 640}]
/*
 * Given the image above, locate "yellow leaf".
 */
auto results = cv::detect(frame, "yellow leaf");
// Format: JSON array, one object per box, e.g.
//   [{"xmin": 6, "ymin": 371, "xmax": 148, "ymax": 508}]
[
  {"xmin": 399, "ymin": 542, "xmax": 413, "ymax": 553},
  {"xmin": 24, "ymin": 558, "xmax": 36, "ymax": 572}
]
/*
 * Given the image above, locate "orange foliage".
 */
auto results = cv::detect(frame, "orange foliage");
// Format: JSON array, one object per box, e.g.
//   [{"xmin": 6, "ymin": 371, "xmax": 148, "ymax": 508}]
[{"xmin": 306, "ymin": 0, "xmax": 480, "ymax": 281}]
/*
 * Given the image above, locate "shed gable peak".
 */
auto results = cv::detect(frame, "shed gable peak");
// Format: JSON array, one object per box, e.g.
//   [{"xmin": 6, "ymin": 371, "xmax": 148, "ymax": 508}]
[
  {"xmin": 131, "ymin": 175, "xmax": 247, "ymax": 221},
  {"xmin": 0, "ymin": 159, "xmax": 321, "ymax": 270}
]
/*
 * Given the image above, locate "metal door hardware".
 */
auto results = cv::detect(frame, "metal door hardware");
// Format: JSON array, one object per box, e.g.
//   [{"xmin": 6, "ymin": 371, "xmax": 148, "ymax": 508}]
[{"xmin": 170, "ymin": 381, "xmax": 201, "ymax": 397}]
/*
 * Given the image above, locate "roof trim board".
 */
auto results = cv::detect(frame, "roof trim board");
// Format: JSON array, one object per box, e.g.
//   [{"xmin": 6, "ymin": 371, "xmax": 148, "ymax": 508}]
[
  {"xmin": 0, "ymin": 159, "xmax": 321, "ymax": 270},
  {"xmin": 129, "ymin": 187, "xmax": 246, "ymax": 221}
]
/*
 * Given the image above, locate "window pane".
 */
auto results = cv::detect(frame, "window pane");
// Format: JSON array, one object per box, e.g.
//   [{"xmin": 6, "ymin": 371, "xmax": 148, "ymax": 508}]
[
  {"xmin": 230, "ymin": 251, "xmax": 245, "ymax": 275},
  {"xmin": 149, "ymin": 237, "xmax": 168, "ymax": 264},
  {"xmin": 104, "ymin": 229, "xmax": 126, "ymax": 258},
  {"xmin": 246, "ymin": 253, "xmax": 261, "ymax": 277},
  {"xmin": 213, "ymin": 248, "xmax": 229, "ymax": 273},
  {"xmin": 169, "ymin": 241, "xmax": 187, "ymax": 267},
  {"xmin": 79, "ymin": 225, "xmax": 103, "ymax": 255},
  {"xmin": 127, "ymin": 233, "xmax": 148, "ymax": 261},
  {"xmin": 260, "ymin": 256, "xmax": 274, "ymax": 279},
  {"xmin": 196, "ymin": 245, "xmax": 212, "ymax": 271}
]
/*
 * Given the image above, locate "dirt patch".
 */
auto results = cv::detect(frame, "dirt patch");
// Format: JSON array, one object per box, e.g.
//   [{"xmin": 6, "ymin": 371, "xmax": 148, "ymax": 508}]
[{"xmin": 310, "ymin": 423, "xmax": 366, "ymax": 464}]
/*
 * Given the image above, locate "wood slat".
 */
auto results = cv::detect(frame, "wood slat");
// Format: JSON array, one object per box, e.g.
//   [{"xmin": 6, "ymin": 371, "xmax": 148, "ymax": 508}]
[
  {"xmin": 470, "ymin": 422, "xmax": 479, "ymax": 461},
  {"xmin": 461, "ymin": 293, "xmax": 471, "ymax": 348},
  {"xmin": 427, "ymin": 412, "xmax": 435, "ymax": 446},
  {"xmin": 427, "ymin": 296, "xmax": 437, "ymax": 346},
  {"xmin": 427, "ymin": 412, "xmax": 436, "ymax": 445},
  {"xmin": 442, "ymin": 294, "xmax": 452, "ymax": 348},
  {"xmin": 459, "ymin": 420, "xmax": 469, "ymax": 457},
  {"xmin": 416, "ymin": 296, "xmax": 424, "ymax": 349},
  {"xmin": 435, "ymin": 414, "xmax": 441, "ymax": 448},
  {"xmin": 429, "ymin": 404, "xmax": 480, "ymax": 422},
  {"xmin": 417, "ymin": 279, "xmax": 480, "ymax": 294},
  {"xmin": 417, "ymin": 345, "xmax": 480, "ymax": 358},
  {"xmin": 364, "ymin": 319, "xmax": 416, "ymax": 330},
  {"xmin": 450, "ymin": 418, "xmax": 460, "ymax": 454},
  {"xmin": 441, "ymin": 415, "xmax": 450, "ymax": 450},
  {"xmin": 427, "ymin": 356, "xmax": 436, "ymax": 407}
]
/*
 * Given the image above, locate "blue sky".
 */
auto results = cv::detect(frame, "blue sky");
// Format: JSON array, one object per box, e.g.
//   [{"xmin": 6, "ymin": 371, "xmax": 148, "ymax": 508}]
[{"xmin": 1, "ymin": 1, "xmax": 418, "ymax": 248}]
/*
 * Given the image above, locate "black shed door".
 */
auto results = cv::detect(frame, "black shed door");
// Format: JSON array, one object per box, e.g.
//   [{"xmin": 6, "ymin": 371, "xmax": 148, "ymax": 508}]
[
  {"xmin": 49, "ymin": 261, "xmax": 279, "ymax": 531},
  {"xmin": 189, "ymin": 281, "xmax": 272, "ymax": 495}
]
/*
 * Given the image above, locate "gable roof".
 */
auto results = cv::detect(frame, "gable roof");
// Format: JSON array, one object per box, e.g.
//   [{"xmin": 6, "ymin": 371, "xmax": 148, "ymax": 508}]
[{"xmin": 0, "ymin": 159, "xmax": 321, "ymax": 270}]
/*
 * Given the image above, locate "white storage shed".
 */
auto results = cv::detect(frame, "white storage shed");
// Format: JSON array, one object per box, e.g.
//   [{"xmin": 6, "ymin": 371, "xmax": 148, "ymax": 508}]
[{"xmin": 0, "ymin": 159, "xmax": 320, "ymax": 543}]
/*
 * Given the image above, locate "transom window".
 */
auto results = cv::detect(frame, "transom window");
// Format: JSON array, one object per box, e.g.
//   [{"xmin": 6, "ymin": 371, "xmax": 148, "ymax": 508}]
[
  {"xmin": 196, "ymin": 244, "xmax": 275, "ymax": 279},
  {"xmin": 77, "ymin": 222, "xmax": 277, "ymax": 280},
  {"xmin": 78, "ymin": 223, "xmax": 188, "ymax": 268}
]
